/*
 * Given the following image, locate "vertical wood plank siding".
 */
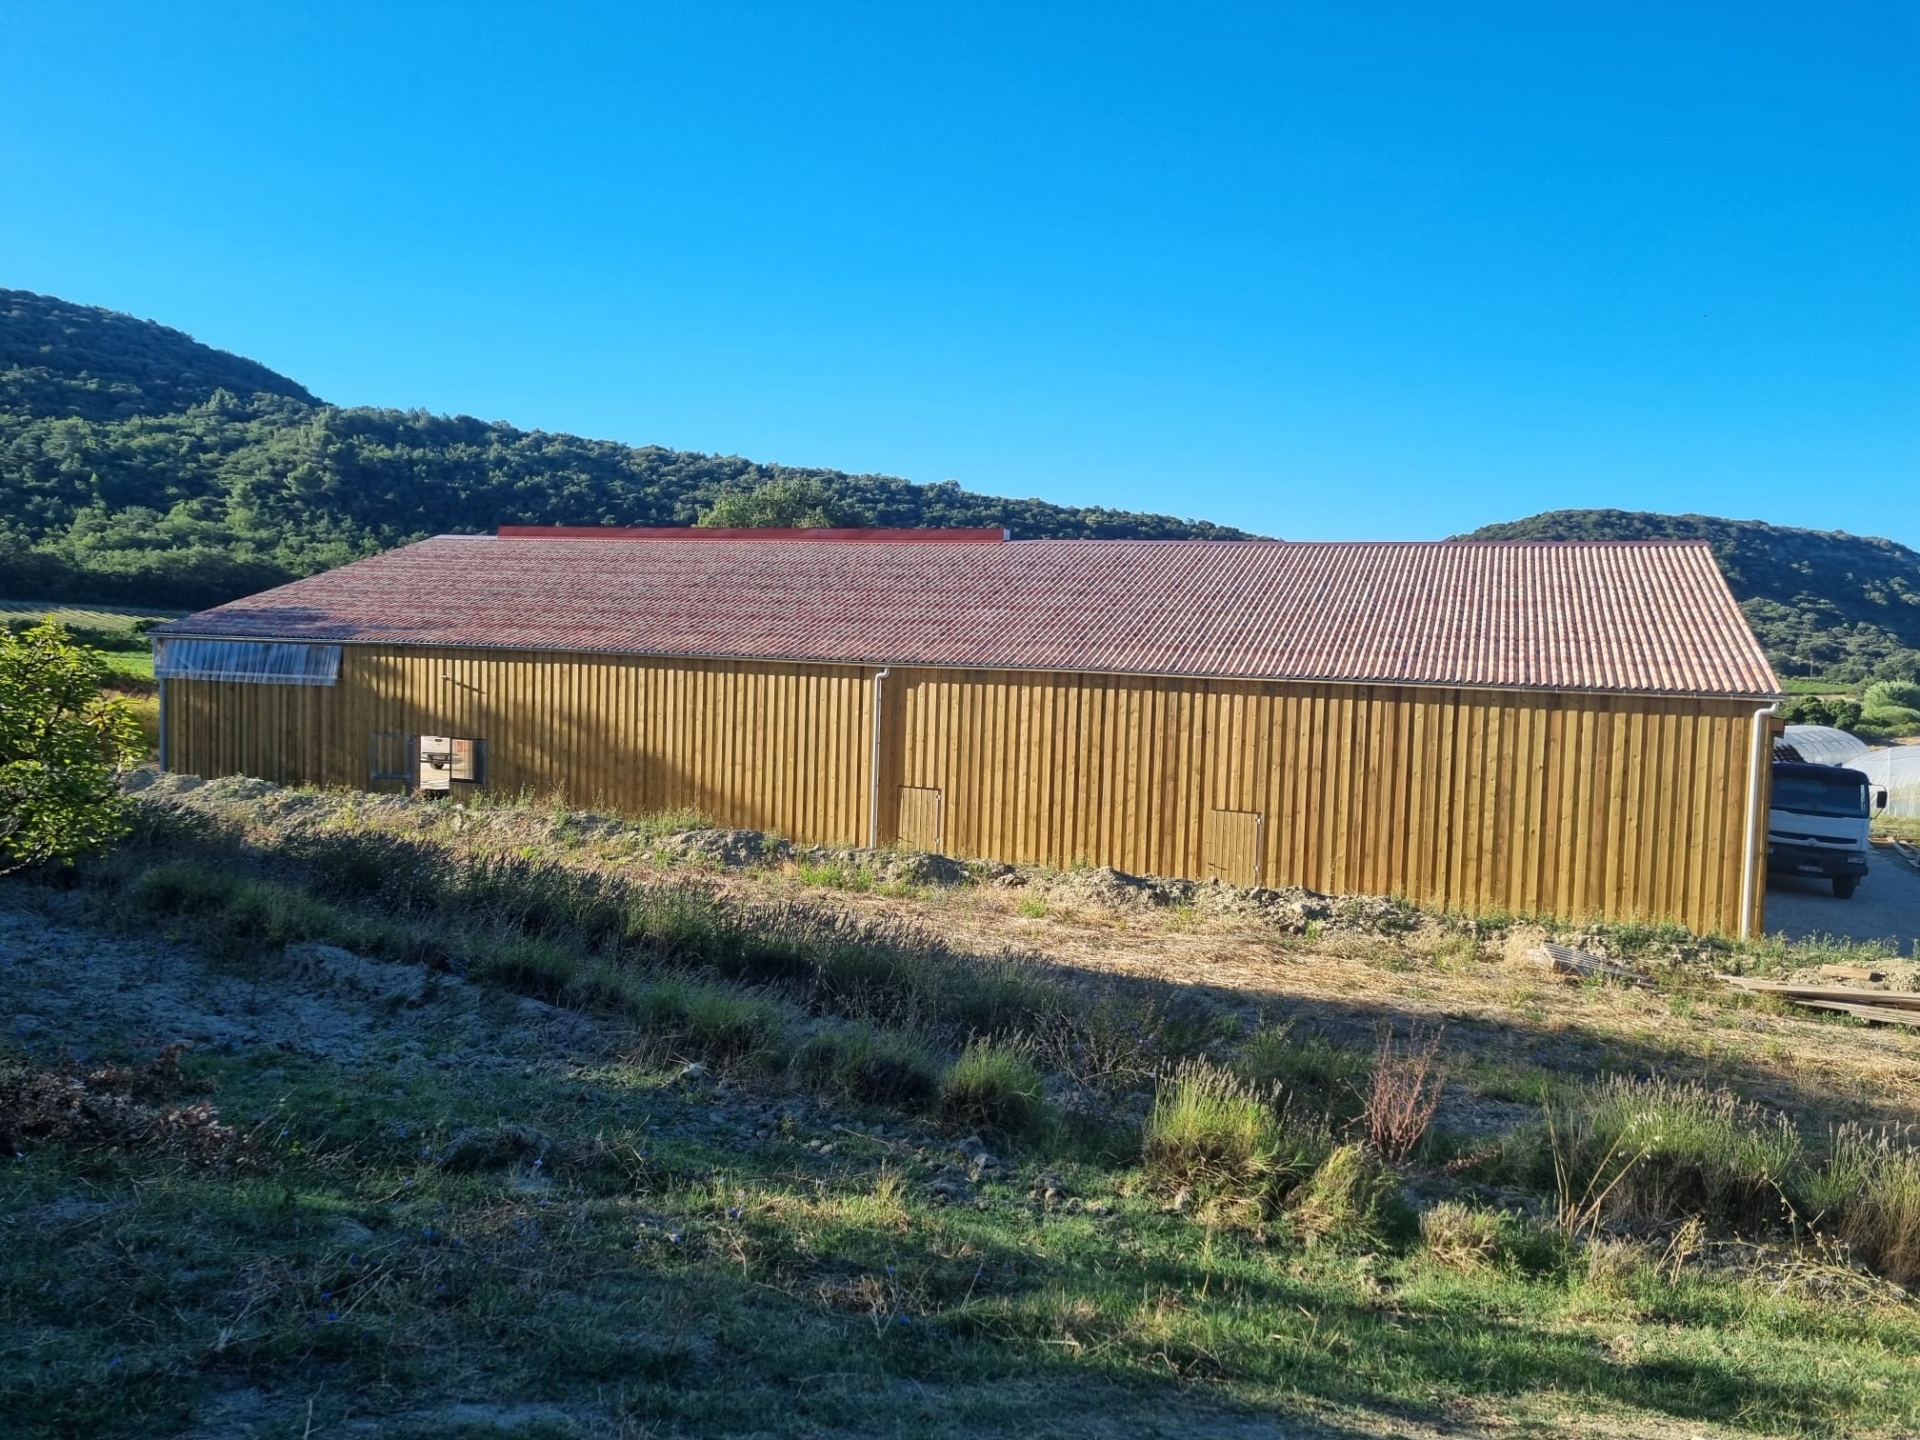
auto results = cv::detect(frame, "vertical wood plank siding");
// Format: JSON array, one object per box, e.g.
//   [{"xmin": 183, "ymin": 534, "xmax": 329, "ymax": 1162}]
[
  {"xmin": 164, "ymin": 648, "xmax": 875, "ymax": 846},
  {"xmin": 162, "ymin": 648, "xmax": 1765, "ymax": 934}
]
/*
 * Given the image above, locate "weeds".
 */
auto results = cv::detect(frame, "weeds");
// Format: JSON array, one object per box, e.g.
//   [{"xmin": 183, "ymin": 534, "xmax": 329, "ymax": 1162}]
[
  {"xmin": 1819, "ymin": 1125, "xmax": 1920, "ymax": 1287},
  {"xmin": 1419, "ymin": 1200, "xmax": 1506, "ymax": 1273},
  {"xmin": 1361, "ymin": 1025, "xmax": 1446, "ymax": 1163},
  {"xmin": 1508, "ymin": 1078, "xmax": 1802, "ymax": 1233},
  {"xmin": 938, "ymin": 1040, "xmax": 1044, "ymax": 1136},
  {"xmin": 1142, "ymin": 1060, "xmax": 1298, "ymax": 1209},
  {"xmin": 1291, "ymin": 1142, "xmax": 1400, "ymax": 1243}
]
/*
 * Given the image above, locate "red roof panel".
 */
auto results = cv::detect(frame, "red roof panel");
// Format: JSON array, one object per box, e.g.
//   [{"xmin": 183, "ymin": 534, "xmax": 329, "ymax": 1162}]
[{"xmin": 159, "ymin": 536, "xmax": 1782, "ymax": 698}]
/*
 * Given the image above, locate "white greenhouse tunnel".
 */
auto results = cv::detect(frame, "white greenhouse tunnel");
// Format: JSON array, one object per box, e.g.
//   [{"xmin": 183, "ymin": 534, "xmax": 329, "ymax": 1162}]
[{"xmin": 1854, "ymin": 746, "xmax": 1920, "ymax": 820}]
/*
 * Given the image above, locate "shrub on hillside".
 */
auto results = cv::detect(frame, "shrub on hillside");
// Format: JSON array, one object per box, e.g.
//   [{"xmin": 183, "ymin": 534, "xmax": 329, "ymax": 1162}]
[
  {"xmin": 795, "ymin": 1024, "xmax": 941, "ymax": 1106},
  {"xmin": 1234, "ymin": 1024, "xmax": 1368, "ymax": 1124},
  {"xmin": 1864, "ymin": 680, "xmax": 1920, "ymax": 714},
  {"xmin": 0, "ymin": 619, "xmax": 144, "ymax": 874}
]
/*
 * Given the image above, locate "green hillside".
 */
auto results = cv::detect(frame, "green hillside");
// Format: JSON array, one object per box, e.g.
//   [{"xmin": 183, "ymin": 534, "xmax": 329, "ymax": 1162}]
[
  {"xmin": 6, "ymin": 290, "xmax": 1915, "ymax": 688},
  {"xmin": 1468, "ymin": 510, "xmax": 1920, "ymax": 685},
  {"xmin": 0, "ymin": 289, "xmax": 1248, "ymax": 611}
]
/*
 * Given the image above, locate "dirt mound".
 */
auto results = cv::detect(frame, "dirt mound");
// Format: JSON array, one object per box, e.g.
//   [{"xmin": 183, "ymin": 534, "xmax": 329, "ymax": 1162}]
[
  {"xmin": 1038, "ymin": 865, "xmax": 1180, "ymax": 911},
  {"xmin": 657, "ymin": 828, "xmax": 794, "ymax": 867}
]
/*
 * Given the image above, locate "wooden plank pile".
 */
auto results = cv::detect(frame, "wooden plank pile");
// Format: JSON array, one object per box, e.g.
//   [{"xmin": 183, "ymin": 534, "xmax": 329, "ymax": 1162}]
[{"xmin": 1721, "ymin": 971, "xmax": 1920, "ymax": 1028}]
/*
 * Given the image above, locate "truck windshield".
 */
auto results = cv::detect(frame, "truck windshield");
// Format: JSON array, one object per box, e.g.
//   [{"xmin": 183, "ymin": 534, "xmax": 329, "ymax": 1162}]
[{"xmin": 1773, "ymin": 776, "xmax": 1869, "ymax": 819}]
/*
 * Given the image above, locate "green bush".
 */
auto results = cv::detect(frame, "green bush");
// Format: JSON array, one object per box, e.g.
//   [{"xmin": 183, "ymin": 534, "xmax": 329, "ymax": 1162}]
[
  {"xmin": 1861, "ymin": 704, "xmax": 1920, "ymax": 736},
  {"xmin": 1235, "ymin": 1024, "xmax": 1367, "ymax": 1123},
  {"xmin": 0, "ymin": 619, "xmax": 145, "ymax": 874},
  {"xmin": 938, "ymin": 1040, "xmax": 1044, "ymax": 1136},
  {"xmin": 1864, "ymin": 680, "xmax": 1920, "ymax": 713}
]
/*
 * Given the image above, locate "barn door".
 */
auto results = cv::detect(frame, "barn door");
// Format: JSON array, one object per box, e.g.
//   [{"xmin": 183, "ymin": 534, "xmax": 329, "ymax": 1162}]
[
  {"xmin": 1207, "ymin": 808, "xmax": 1263, "ymax": 887},
  {"xmin": 897, "ymin": 786, "xmax": 945, "ymax": 852}
]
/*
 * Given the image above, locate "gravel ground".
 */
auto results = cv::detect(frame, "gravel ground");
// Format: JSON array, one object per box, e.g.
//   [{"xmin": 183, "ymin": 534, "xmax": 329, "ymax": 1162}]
[{"xmin": 1765, "ymin": 848, "xmax": 1920, "ymax": 955}]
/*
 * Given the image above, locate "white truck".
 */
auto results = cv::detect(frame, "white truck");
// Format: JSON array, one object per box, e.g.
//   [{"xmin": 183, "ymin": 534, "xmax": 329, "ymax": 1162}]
[{"xmin": 1768, "ymin": 760, "xmax": 1888, "ymax": 898}]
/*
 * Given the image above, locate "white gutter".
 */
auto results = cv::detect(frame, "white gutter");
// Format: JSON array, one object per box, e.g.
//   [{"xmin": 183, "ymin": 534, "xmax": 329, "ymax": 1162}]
[
  {"xmin": 868, "ymin": 668, "xmax": 891, "ymax": 848},
  {"xmin": 1738, "ymin": 701, "xmax": 1781, "ymax": 940}
]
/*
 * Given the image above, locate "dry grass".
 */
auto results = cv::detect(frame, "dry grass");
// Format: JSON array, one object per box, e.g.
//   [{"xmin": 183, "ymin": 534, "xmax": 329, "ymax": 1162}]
[
  {"xmin": 1362, "ymin": 1025, "xmax": 1446, "ymax": 1162},
  {"xmin": 133, "ymin": 775, "xmax": 1920, "ymax": 1141}
]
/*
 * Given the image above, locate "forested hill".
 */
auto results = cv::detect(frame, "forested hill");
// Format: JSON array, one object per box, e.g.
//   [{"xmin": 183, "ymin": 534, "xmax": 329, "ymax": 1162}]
[
  {"xmin": 1468, "ymin": 510, "xmax": 1920, "ymax": 683},
  {"xmin": 0, "ymin": 289, "xmax": 1248, "ymax": 611},
  {"xmin": 7, "ymin": 290, "xmax": 1915, "ymax": 686}
]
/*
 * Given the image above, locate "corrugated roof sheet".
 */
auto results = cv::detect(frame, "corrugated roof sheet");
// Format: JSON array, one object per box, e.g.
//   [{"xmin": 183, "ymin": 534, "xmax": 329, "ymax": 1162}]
[{"xmin": 157, "ymin": 535, "xmax": 1782, "ymax": 698}]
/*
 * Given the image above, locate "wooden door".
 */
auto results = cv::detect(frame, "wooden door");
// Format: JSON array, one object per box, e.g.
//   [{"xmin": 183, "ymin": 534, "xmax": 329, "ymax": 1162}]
[
  {"xmin": 898, "ymin": 786, "xmax": 945, "ymax": 852},
  {"xmin": 1207, "ymin": 808, "xmax": 1263, "ymax": 887}
]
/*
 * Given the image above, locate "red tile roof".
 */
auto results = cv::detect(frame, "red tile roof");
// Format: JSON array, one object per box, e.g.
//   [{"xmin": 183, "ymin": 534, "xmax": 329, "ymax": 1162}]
[{"xmin": 160, "ymin": 535, "xmax": 1782, "ymax": 698}]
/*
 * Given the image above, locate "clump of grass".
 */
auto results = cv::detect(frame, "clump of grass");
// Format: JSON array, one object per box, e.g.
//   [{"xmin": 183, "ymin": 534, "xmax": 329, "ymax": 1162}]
[
  {"xmin": 635, "ymin": 978, "xmax": 783, "ymax": 1064},
  {"xmin": 1813, "ymin": 1126, "xmax": 1920, "ymax": 1287},
  {"xmin": 1142, "ymin": 1060, "xmax": 1293, "ymax": 1206},
  {"xmin": 794, "ymin": 1024, "xmax": 942, "ymax": 1106},
  {"xmin": 471, "ymin": 937, "xmax": 581, "ymax": 1000},
  {"xmin": 938, "ymin": 1040, "xmax": 1044, "ymax": 1136},
  {"xmin": 1502, "ymin": 1077, "xmax": 1802, "ymax": 1232},
  {"xmin": 1234, "ymin": 1023, "xmax": 1367, "ymax": 1123},
  {"xmin": 1015, "ymin": 894, "xmax": 1049, "ymax": 919},
  {"xmin": 125, "ymin": 861, "xmax": 339, "ymax": 962},
  {"xmin": 625, "ymin": 806, "xmax": 710, "ymax": 844},
  {"xmin": 1419, "ymin": 1200, "xmax": 1507, "ymax": 1274},
  {"xmin": 1290, "ymin": 1141, "xmax": 1400, "ymax": 1243},
  {"xmin": 795, "ymin": 858, "xmax": 875, "ymax": 893},
  {"xmin": 437, "ymin": 1123, "xmax": 557, "ymax": 1173},
  {"xmin": 125, "ymin": 858, "xmax": 239, "ymax": 913}
]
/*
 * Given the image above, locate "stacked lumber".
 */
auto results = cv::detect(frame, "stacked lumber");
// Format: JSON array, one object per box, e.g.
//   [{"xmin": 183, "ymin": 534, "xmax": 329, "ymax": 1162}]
[{"xmin": 1721, "ymin": 975, "xmax": 1920, "ymax": 1028}]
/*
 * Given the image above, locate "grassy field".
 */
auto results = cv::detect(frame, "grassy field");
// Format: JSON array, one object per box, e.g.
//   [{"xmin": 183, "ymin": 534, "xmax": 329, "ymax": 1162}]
[
  {"xmin": 2, "ymin": 598, "xmax": 174, "ymax": 682},
  {"xmin": 4, "ymin": 777, "xmax": 1920, "ymax": 1438}
]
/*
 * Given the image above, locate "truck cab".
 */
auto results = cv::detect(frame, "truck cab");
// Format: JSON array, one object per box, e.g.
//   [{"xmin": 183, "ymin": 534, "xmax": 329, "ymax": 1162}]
[{"xmin": 1768, "ymin": 761, "xmax": 1886, "ymax": 898}]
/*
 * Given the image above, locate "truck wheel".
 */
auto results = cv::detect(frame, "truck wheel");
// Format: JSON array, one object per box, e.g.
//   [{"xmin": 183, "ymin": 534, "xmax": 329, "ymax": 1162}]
[{"xmin": 1833, "ymin": 876, "xmax": 1858, "ymax": 899}]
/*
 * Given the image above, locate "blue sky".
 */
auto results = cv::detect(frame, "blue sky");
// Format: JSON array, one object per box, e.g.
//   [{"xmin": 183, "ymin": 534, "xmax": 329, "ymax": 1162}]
[{"xmin": 3, "ymin": 2, "xmax": 1915, "ymax": 544}]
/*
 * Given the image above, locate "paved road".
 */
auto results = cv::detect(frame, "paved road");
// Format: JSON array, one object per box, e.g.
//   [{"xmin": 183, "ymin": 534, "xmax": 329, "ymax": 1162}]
[{"xmin": 1766, "ymin": 848, "xmax": 1920, "ymax": 954}]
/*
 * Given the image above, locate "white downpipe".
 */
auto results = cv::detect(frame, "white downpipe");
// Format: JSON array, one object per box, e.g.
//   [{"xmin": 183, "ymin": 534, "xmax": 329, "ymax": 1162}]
[
  {"xmin": 1738, "ymin": 701, "xmax": 1780, "ymax": 940},
  {"xmin": 868, "ymin": 668, "xmax": 891, "ymax": 848}
]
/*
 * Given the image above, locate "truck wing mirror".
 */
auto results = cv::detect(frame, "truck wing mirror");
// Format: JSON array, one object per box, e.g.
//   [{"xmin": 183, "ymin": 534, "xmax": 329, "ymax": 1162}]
[{"xmin": 1877, "ymin": 789, "xmax": 1889, "ymax": 811}]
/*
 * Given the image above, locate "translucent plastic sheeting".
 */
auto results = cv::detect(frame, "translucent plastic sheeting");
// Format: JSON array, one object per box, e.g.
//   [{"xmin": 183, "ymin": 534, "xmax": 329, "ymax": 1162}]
[
  {"xmin": 1780, "ymin": 725, "xmax": 1870, "ymax": 767},
  {"xmin": 153, "ymin": 638, "xmax": 341, "ymax": 685},
  {"xmin": 1855, "ymin": 747, "xmax": 1920, "ymax": 820}
]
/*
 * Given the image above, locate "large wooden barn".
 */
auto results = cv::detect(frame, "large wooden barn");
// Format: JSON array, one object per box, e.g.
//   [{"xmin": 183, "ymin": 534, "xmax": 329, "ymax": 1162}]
[{"xmin": 154, "ymin": 526, "xmax": 1783, "ymax": 935}]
